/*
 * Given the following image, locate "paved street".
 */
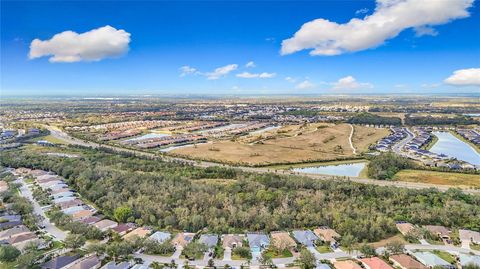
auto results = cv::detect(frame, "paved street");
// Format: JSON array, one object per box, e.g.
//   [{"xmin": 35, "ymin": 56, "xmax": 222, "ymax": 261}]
[{"xmin": 17, "ymin": 178, "xmax": 68, "ymax": 241}]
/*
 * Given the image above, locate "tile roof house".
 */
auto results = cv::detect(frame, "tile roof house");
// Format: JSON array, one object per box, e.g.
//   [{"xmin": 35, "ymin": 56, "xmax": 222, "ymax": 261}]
[
  {"xmin": 396, "ymin": 222, "xmax": 416, "ymax": 236},
  {"xmin": 41, "ymin": 255, "xmax": 80, "ymax": 269},
  {"xmin": 123, "ymin": 227, "xmax": 151, "ymax": 241},
  {"xmin": 112, "ymin": 223, "xmax": 135, "ymax": 236},
  {"xmin": 292, "ymin": 230, "xmax": 319, "ymax": 247},
  {"xmin": 199, "ymin": 234, "xmax": 219, "ymax": 249},
  {"xmin": 360, "ymin": 257, "xmax": 394, "ymax": 269},
  {"xmin": 69, "ymin": 255, "xmax": 101, "ymax": 269},
  {"xmin": 247, "ymin": 233, "xmax": 270, "ymax": 253},
  {"xmin": 459, "ymin": 229, "xmax": 480, "ymax": 244},
  {"xmin": 0, "ymin": 225, "xmax": 30, "ymax": 241},
  {"xmin": 270, "ymin": 231, "xmax": 297, "ymax": 249},
  {"xmin": 9, "ymin": 232, "xmax": 43, "ymax": 252},
  {"xmin": 171, "ymin": 232, "xmax": 195, "ymax": 248},
  {"xmin": 53, "ymin": 196, "xmax": 76, "ymax": 204},
  {"xmin": 423, "ymin": 225, "xmax": 451, "ymax": 240},
  {"xmin": 71, "ymin": 210, "xmax": 95, "ymax": 221},
  {"xmin": 317, "ymin": 264, "xmax": 332, "ymax": 269},
  {"xmin": 389, "ymin": 254, "xmax": 428, "ymax": 269},
  {"xmin": 78, "ymin": 216, "xmax": 101, "ymax": 225},
  {"xmin": 57, "ymin": 199, "xmax": 84, "ymax": 210},
  {"xmin": 314, "ymin": 227, "xmax": 341, "ymax": 243},
  {"xmin": 333, "ymin": 260, "xmax": 363, "ymax": 269},
  {"xmin": 411, "ymin": 252, "xmax": 454, "ymax": 269},
  {"xmin": 459, "ymin": 254, "xmax": 480, "ymax": 267},
  {"xmin": 93, "ymin": 219, "xmax": 118, "ymax": 232},
  {"xmin": 150, "ymin": 231, "xmax": 172, "ymax": 244},
  {"xmin": 222, "ymin": 234, "xmax": 244, "ymax": 249},
  {"xmin": 100, "ymin": 261, "xmax": 131, "ymax": 269}
]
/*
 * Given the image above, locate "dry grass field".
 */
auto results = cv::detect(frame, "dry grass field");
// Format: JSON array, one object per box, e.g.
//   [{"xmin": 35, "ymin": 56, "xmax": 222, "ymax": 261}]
[
  {"xmin": 394, "ymin": 170, "xmax": 480, "ymax": 188},
  {"xmin": 352, "ymin": 125, "xmax": 390, "ymax": 152},
  {"xmin": 171, "ymin": 123, "xmax": 387, "ymax": 166}
]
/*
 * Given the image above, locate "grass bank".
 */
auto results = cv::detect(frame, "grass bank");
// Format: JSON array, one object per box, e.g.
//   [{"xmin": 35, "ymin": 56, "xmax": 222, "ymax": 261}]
[{"xmin": 394, "ymin": 169, "xmax": 480, "ymax": 188}]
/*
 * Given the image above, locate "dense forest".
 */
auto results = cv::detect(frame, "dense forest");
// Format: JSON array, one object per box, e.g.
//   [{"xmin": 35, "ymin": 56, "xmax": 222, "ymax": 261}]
[
  {"xmin": 367, "ymin": 153, "xmax": 415, "ymax": 180},
  {"xmin": 405, "ymin": 115, "xmax": 478, "ymax": 126},
  {"xmin": 348, "ymin": 113, "xmax": 402, "ymax": 126},
  {"xmin": 1, "ymin": 147, "xmax": 479, "ymax": 243}
]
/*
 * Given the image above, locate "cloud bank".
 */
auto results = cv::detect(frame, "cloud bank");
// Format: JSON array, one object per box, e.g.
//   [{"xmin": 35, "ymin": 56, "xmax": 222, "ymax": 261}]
[
  {"xmin": 444, "ymin": 68, "xmax": 480, "ymax": 86},
  {"xmin": 236, "ymin": 72, "xmax": 276, "ymax": 79},
  {"xmin": 29, "ymin": 25, "xmax": 131, "ymax": 63},
  {"xmin": 281, "ymin": 0, "xmax": 473, "ymax": 56},
  {"xmin": 332, "ymin": 76, "xmax": 373, "ymax": 90}
]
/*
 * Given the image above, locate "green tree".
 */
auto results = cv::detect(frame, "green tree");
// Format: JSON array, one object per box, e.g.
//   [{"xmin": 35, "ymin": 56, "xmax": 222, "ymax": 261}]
[
  {"xmin": 259, "ymin": 252, "xmax": 273, "ymax": 268},
  {"xmin": 16, "ymin": 251, "xmax": 39, "ymax": 268},
  {"xmin": 64, "ymin": 234, "xmax": 86, "ymax": 249},
  {"xmin": 0, "ymin": 245, "xmax": 21, "ymax": 262},
  {"xmin": 340, "ymin": 234, "xmax": 357, "ymax": 254},
  {"xmin": 386, "ymin": 241, "xmax": 405, "ymax": 254},
  {"xmin": 297, "ymin": 249, "xmax": 316, "ymax": 269},
  {"xmin": 359, "ymin": 243, "xmax": 376, "ymax": 257},
  {"xmin": 114, "ymin": 206, "xmax": 134, "ymax": 223}
]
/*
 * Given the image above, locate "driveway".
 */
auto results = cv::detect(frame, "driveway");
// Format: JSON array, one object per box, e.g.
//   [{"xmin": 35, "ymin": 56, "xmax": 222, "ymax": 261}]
[
  {"xmin": 17, "ymin": 178, "xmax": 68, "ymax": 241},
  {"xmin": 223, "ymin": 247, "xmax": 232, "ymax": 261},
  {"xmin": 172, "ymin": 247, "xmax": 183, "ymax": 259}
]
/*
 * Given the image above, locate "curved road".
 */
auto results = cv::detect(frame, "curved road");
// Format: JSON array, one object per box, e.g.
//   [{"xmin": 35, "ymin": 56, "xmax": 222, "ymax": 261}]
[{"xmin": 44, "ymin": 126, "xmax": 480, "ymax": 195}]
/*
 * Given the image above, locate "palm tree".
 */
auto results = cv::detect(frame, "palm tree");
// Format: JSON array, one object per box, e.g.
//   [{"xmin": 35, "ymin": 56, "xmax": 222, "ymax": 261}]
[{"xmin": 150, "ymin": 261, "xmax": 163, "ymax": 269}]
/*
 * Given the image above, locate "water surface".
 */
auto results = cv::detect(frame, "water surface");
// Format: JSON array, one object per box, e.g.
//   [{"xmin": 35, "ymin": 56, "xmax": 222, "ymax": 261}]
[
  {"xmin": 430, "ymin": 131, "xmax": 480, "ymax": 165},
  {"xmin": 292, "ymin": 162, "xmax": 366, "ymax": 177},
  {"xmin": 125, "ymin": 133, "xmax": 170, "ymax": 142}
]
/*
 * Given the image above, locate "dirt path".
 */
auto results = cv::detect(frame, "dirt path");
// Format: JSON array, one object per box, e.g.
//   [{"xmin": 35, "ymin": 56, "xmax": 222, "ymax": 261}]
[{"xmin": 349, "ymin": 124, "xmax": 357, "ymax": 154}]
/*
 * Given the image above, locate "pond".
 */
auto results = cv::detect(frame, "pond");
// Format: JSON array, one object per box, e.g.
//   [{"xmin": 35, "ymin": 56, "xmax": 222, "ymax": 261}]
[
  {"xmin": 430, "ymin": 131, "xmax": 480, "ymax": 165},
  {"xmin": 291, "ymin": 162, "xmax": 366, "ymax": 177}
]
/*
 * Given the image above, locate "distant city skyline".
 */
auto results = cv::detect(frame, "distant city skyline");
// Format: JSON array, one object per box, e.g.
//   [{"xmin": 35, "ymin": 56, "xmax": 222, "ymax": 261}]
[{"xmin": 1, "ymin": 0, "xmax": 479, "ymax": 95}]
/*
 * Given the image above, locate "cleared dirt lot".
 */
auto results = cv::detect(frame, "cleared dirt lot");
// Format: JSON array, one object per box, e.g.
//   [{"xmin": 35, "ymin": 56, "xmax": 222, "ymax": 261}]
[
  {"xmin": 352, "ymin": 125, "xmax": 390, "ymax": 152},
  {"xmin": 171, "ymin": 123, "xmax": 387, "ymax": 166}
]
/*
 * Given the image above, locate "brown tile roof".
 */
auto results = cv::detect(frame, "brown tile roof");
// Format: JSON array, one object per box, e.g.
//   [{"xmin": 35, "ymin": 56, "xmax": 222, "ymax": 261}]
[
  {"xmin": 72, "ymin": 210, "xmax": 94, "ymax": 220},
  {"xmin": 222, "ymin": 234, "xmax": 244, "ymax": 248},
  {"xmin": 123, "ymin": 227, "xmax": 151, "ymax": 240},
  {"xmin": 334, "ymin": 260, "xmax": 363, "ymax": 269},
  {"xmin": 314, "ymin": 227, "xmax": 341, "ymax": 242},
  {"xmin": 360, "ymin": 257, "xmax": 394, "ymax": 269},
  {"xmin": 390, "ymin": 254, "xmax": 428, "ymax": 269},
  {"xmin": 270, "ymin": 231, "xmax": 297, "ymax": 248}
]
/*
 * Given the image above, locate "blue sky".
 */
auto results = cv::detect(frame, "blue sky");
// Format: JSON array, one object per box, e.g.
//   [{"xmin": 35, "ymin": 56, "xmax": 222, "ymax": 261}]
[{"xmin": 1, "ymin": 0, "xmax": 479, "ymax": 95}]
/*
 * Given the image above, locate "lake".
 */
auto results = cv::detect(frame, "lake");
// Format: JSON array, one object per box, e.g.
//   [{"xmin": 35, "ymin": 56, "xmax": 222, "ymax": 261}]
[
  {"xmin": 292, "ymin": 162, "xmax": 366, "ymax": 177},
  {"xmin": 430, "ymin": 131, "xmax": 480, "ymax": 165},
  {"xmin": 125, "ymin": 133, "xmax": 170, "ymax": 142}
]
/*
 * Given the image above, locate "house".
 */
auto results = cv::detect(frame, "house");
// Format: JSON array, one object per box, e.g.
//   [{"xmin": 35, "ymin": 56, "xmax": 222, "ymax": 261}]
[
  {"xmin": 57, "ymin": 199, "xmax": 84, "ymax": 210},
  {"xmin": 171, "ymin": 232, "xmax": 195, "ymax": 248},
  {"xmin": 247, "ymin": 233, "xmax": 270, "ymax": 253},
  {"xmin": 459, "ymin": 229, "xmax": 480, "ymax": 244},
  {"xmin": 389, "ymin": 254, "xmax": 428, "ymax": 269},
  {"xmin": 0, "ymin": 214, "xmax": 22, "ymax": 230},
  {"xmin": 459, "ymin": 254, "xmax": 480, "ymax": 267},
  {"xmin": 8, "ymin": 232, "xmax": 42, "ymax": 252},
  {"xmin": 71, "ymin": 210, "xmax": 95, "ymax": 221},
  {"xmin": 78, "ymin": 216, "xmax": 101, "ymax": 225},
  {"xmin": 123, "ymin": 227, "xmax": 151, "ymax": 241},
  {"xmin": 333, "ymin": 260, "xmax": 363, "ymax": 269},
  {"xmin": 314, "ymin": 227, "xmax": 341, "ymax": 248},
  {"xmin": 396, "ymin": 222, "xmax": 415, "ymax": 236},
  {"xmin": 93, "ymin": 219, "xmax": 118, "ymax": 232},
  {"xmin": 423, "ymin": 225, "xmax": 451, "ymax": 241},
  {"xmin": 41, "ymin": 255, "xmax": 80, "ymax": 269},
  {"xmin": 0, "ymin": 225, "xmax": 30, "ymax": 241},
  {"xmin": 130, "ymin": 264, "xmax": 150, "ymax": 269},
  {"xmin": 100, "ymin": 261, "xmax": 131, "ymax": 269},
  {"xmin": 149, "ymin": 231, "xmax": 171, "ymax": 244},
  {"xmin": 199, "ymin": 234, "xmax": 219, "ymax": 249},
  {"xmin": 53, "ymin": 196, "xmax": 76, "ymax": 204},
  {"xmin": 411, "ymin": 252, "xmax": 454, "ymax": 269},
  {"xmin": 317, "ymin": 264, "xmax": 331, "ymax": 269},
  {"xmin": 270, "ymin": 231, "xmax": 297, "ymax": 250},
  {"xmin": 222, "ymin": 234, "xmax": 244, "ymax": 249},
  {"xmin": 112, "ymin": 223, "xmax": 135, "ymax": 236},
  {"xmin": 69, "ymin": 255, "xmax": 101, "ymax": 269},
  {"xmin": 292, "ymin": 230, "xmax": 318, "ymax": 247},
  {"xmin": 63, "ymin": 206, "xmax": 89, "ymax": 215},
  {"xmin": 360, "ymin": 257, "xmax": 394, "ymax": 269}
]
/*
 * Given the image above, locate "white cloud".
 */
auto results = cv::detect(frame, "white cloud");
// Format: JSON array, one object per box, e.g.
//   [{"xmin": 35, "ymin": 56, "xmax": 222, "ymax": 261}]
[
  {"xmin": 245, "ymin": 61, "xmax": 256, "ymax": 68},
  {"xmin": 332, "ymin": 76, "xmax": 373, "ymax": 90},
  {"xmin": 205, "ymin": 64, "xmax": 238, "ymax": 80},
  {"xmin": 281, "ymin": 0, "xmax": 473, "ymax": 56},
  {"xmin": 296, "ymin": 80, "xmax": 315, "ymax": 89},
  {"xmin": 179, "ymin": 65, "xmax": 197, "ymax": 77},
  {"xmin": 355, "ymin": 8, "xmax": 369, "ymax": 15},
  {"xmin": 444, "ymin": 68, "xmax": 480, "ymax": 86},
  {"xmin": 29, "ymin": 25, "xmax": 131, "ymax": 63},
  {"xmin": 236, "ymin": 72, "xmax": 276, "ymax": 79},
  {"xmin": 421, "ymin": 83, "xmax": 441, "ymax": 88},
  {"xmin": 285, "ymin": 76, "xmax": 296, "ymax": 83}
]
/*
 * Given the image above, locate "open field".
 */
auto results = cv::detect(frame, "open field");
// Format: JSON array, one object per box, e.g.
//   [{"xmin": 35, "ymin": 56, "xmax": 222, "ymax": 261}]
[
  {"xmin": 369, "ymin": 234, "xmax": 408, "ymax": 248},
  {"xmin": 394, "ymin": 170, "xmax": 480, "ymax": 188},
  {"xmin": 351, "ymin": 125, "xmax": 390, "ymax": 152},
  {"xmin": 171, "ymin": 123, "xmax": 386, "ymax": 166}
]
